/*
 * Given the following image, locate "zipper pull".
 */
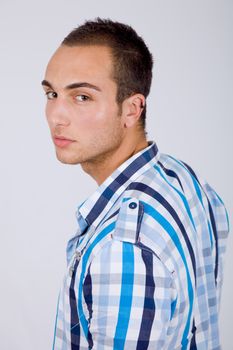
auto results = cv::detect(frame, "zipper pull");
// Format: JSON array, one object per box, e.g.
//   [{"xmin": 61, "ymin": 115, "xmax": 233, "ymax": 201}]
[{"xmin": 69, "ymin": 250, "xmax": 82, "ymax": 277}]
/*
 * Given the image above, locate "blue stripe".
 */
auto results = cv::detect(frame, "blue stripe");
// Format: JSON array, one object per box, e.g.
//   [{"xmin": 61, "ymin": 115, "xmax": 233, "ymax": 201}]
[
  {"xmin": 180, "ymin": 160, "xmax": 219, "ymax": 282},
  {"xmin": 154, "ymin": 164, "xmax": 196, "ymax": 231},
  {"xmin": 179, "ymin": 160, "xmax": 204, "ymax": 206},
  {"xmin": 214, "ymin": 191, "xmax": 230, "ymax": 230},
  {"xmin": 171, "ymin": 297, "xmax": 178, "ymax": 320},
  {"xmin": 168, "ymin": 157, "xmax": 215, "ymax": 255},
  {"xmin": 77, "ymin": 222, "xmax": 116, "ymax": 338},
  {"xmin": 207, "ymin": 220, "xmax": 213, "ymax": 248},
  {"xmin": 158, "ymin": 160, "xmax": 184, "ymax": 191},
  {"xmin": 142, "ymin": 202, "xmax": 193, "ymax": 350},
  {"xmin": 114, "ymin": 243, "xmax": 134, "ymax": 350}
]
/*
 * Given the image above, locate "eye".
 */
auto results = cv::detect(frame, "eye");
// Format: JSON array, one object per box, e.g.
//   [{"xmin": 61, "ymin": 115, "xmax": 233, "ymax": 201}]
[
  {"xmin": 45, "ymin": 91, "xmax": 57, "ymax": 100},
  {"xmin": 75, "ymin": 95, "xmax": 90, "ymax": 102}
]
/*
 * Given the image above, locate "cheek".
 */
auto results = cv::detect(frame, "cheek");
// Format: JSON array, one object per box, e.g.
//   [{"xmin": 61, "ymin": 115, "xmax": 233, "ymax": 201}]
[
  {"xmin": 45, "ymin": 106, "xmax": 52, "ymax": 129},
  {"xmin": 75, "ymin": 103, "xmax": 120, "ymax": 130},
  {"xmin": 45, "ymin": 103, "xmax": 52, "ymax": 123}
]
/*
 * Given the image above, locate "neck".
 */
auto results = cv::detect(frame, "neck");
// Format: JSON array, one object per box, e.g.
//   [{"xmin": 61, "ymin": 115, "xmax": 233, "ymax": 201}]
[{"xmin": 81, "ymin": 135, "xmax": 148, "ymax": 186}]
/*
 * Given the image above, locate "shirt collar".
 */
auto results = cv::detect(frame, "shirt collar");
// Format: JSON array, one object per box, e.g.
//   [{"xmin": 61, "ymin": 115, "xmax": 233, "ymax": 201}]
[{"xmin": 76, "ymin": 141, "xmax": 159, "ymax": 232}]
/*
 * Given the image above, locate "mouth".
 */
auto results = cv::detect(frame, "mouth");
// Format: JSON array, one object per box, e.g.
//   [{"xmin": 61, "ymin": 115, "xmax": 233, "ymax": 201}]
[{"xmin": 53, "ymin": 136, "xmax": 75, "ymax": 148}]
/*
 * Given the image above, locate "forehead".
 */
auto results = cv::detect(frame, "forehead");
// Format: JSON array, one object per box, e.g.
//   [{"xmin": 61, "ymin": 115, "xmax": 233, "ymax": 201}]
[{"xmin": 45, "ymin": 45, "xmax": 114, "ymax": 88}]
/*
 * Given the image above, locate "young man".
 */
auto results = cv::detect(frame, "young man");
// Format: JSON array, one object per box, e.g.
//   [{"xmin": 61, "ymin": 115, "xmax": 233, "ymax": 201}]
[{"xmin": 42, "ymin": 18, "xmax": 229, "ymax": 350}]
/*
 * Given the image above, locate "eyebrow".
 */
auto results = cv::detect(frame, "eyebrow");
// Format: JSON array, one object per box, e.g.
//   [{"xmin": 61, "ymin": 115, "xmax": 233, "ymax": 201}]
[{"xmin": 41, "ymin": 80, "xmax": 101, "ymax": 92}]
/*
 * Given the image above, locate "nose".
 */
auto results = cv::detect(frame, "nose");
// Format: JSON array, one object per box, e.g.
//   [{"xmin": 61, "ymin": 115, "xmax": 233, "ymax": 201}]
[{"xmin": 46, "ymin": 97, "xmax": 71, "ymax": 128}]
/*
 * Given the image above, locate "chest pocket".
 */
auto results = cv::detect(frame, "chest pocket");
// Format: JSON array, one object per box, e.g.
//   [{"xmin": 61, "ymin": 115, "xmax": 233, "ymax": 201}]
[{"xmin": 113, "ymin": 197, "xmax": 144, "ymax": 244}]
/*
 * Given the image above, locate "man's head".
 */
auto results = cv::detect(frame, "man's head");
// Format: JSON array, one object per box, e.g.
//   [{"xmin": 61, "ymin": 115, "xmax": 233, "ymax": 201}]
[
  {"xmin": 42, "ymin": 19, "xmax": 153, "ymax": 180},
  {"xmin": 61, "ymin": 18, "xmax": 153, "ymax": 129}
]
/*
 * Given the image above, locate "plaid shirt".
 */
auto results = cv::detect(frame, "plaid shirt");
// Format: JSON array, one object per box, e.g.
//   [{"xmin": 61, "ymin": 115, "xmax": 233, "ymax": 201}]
[{"xmin": 53, "ymin": 142, "xmax": 229, "ymax": 350}]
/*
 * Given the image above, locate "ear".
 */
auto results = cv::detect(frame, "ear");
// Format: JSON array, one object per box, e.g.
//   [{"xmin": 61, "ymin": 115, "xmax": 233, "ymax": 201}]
[{"xmin": 122, "ymin": 94, "xmax": 145, "ymax": 128}]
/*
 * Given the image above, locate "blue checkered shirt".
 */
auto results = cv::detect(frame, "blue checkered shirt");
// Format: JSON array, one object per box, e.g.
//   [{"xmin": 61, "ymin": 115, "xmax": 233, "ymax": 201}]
[{"xmin": 53, "ymin": 142, "xmax": 229, "ymax": 350}]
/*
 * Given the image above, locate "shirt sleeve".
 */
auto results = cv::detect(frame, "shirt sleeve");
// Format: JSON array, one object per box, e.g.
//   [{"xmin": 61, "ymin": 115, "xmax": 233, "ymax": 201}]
[
  {"xmin": 201, "ymin": 181, "xmax": 230, "ymax": 304},
  {"xmin": 82, "ymin": 239, "xmax": 177, "ymax": 349}
]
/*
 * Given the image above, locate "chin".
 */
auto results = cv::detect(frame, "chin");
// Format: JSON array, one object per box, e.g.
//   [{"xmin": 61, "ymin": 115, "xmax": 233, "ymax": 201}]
[
  {"xmin": 59, "ymin": 157, "xmax": 82, "ymax": 165},
  {"xmin": 56, "ymin": 152, "xmax": 81, "ymax": 165},
  {"xmin": 59, "ymin": 159, "xmax": 79, "ymax": 165}
]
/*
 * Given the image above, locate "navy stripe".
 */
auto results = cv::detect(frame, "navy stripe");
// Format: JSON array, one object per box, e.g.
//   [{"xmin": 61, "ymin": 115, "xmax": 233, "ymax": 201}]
[
  {"xmin": 136, "ymin": 202, "xmax": 144, "ymax": 242},
  {"xmin": 70, "ymin": 259, "xmax": 80, "ymax": 350},
  {"xmin": 85, "ymin": 143, "xmax": 158, "ymax": 225},
  {"xmin": 128, "ymin": 182, "xmax": 196, "ymax": 282},
  {"xmin": 83, "ymin": 267, "xmax": 93, "ymax": 348},
  {"xmin": 102, "ymin": 208, "xmax": 120, "ymax": 225},
  {"xmin": 182, "ymin": 161, "xmax": 219, "ymax": 283},
  {"xmin": 136, "ymin": 249, "xmax": 155, "ymax": 350},
  {"xmin": 141, "ymin": 201, "xmax": 193, "ymax": 349},
  {"xmin": 190, "ymin": 319, "xmax": 197, "ymax": 349},
  {"xmin": 78, "ymin": 222, "xmax": 116, "ymax": 337},
  {"xmin": 207, "ymin": 201, "xmax": 219, "ymax": 282},
  {"xmin": 158, "ymin": 160, "xmax": 184, "ymax": 191}
]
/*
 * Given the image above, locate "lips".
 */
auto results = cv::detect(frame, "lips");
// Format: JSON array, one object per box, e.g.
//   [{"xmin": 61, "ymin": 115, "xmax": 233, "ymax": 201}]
[{"xmin": 53, "ymin": 136, "xmax": 75, "ymax": 148}]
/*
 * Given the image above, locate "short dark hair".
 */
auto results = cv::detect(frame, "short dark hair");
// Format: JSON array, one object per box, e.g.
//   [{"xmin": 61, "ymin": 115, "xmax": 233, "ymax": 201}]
[{"xmin": 62, "ymin": 18, "xmax": 153, "ymax": 129}]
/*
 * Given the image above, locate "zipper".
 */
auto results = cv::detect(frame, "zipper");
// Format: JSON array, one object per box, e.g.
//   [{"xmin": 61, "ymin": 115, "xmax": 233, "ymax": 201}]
[{"xmin": 69, "ymin": 250, "xmax": 82, "ymax": 277}]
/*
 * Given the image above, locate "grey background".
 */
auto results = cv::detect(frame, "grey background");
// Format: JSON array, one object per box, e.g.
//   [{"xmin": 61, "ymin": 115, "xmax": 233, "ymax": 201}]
[{"xmin": 0, "ymin": 0, "xmax": 232, "ymax": 349}]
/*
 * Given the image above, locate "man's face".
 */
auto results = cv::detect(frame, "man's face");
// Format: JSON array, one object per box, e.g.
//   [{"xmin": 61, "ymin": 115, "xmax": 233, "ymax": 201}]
[{"xmin": 42, "ymin": 45, "xmax": 125, "ymax": 165}]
